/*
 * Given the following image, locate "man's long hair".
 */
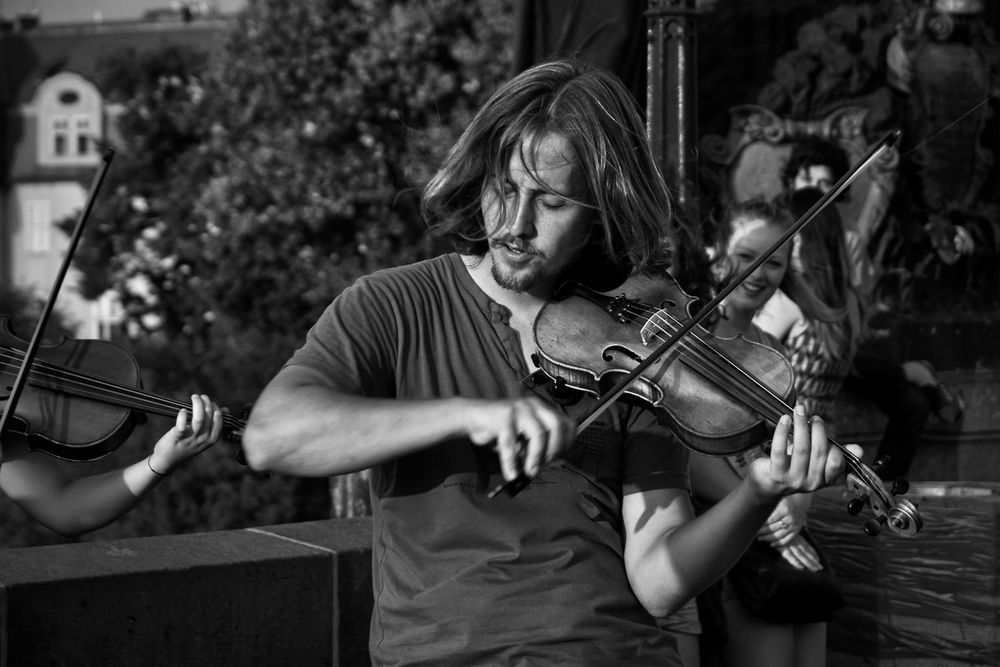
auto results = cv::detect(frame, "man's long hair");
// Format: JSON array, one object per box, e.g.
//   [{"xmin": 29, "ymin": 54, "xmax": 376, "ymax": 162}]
[{"xmin": 421, "ymin": 58, "xmax": 675, "ymax": 285}]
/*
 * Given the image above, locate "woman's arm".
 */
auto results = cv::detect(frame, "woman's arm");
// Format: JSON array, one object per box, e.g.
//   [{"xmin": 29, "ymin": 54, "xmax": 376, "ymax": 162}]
[{"xmin": 0, "ymin": 395, "xmax": 222, "ymax": 537}]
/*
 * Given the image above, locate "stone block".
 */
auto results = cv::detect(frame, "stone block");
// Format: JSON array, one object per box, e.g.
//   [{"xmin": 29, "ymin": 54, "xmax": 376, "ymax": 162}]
[{"xmin": 0, "ymin": 517, "xmax": 373, "ymax": 667}]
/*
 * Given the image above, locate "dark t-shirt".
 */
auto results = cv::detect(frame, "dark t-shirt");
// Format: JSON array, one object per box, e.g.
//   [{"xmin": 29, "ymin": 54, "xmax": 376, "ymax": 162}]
[{"xmin": 289, "ymin": 253, "xmax": 689, "ymax": 666}]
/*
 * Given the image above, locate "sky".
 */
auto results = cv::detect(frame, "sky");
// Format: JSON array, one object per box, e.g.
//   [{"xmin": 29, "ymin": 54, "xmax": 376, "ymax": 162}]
[{"xmin": 0, "ymin": 0, "xmax": 246, "ymax": 24}]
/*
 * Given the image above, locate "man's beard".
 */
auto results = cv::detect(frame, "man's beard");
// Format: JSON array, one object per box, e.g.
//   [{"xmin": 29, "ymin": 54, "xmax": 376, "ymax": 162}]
[
  {"xmin": 490, "ymin": 260, "xmax": 543, "ymax": 293},
  {"xmin": 487, "ymin": 236, "xmax": 550, "ymax": 293}
]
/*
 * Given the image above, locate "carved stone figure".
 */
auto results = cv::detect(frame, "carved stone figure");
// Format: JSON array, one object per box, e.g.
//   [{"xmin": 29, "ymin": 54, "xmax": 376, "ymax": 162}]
[{"xmin": 887, "ymin": 0, "xmax": 999, "ymax": 280}]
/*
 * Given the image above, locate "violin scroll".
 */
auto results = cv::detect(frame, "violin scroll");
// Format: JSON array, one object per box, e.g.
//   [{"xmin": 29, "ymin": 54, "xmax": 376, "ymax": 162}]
[{"xmin": 842, "ymin": 452, "xmax": 923, "ymax": 537}]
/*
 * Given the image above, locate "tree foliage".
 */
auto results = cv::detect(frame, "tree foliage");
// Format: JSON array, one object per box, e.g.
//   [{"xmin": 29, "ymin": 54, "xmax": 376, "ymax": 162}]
[
  {"xmin": 194, "ymin": 0, "xmax": 513, "ymax": 337},
  {"xmin": 34, "ymin": 0, "xmax": 514, "ymax": 544}
]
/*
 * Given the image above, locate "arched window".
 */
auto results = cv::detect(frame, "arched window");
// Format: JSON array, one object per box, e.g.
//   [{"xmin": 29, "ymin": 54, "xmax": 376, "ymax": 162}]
[{"xmin": 34, "ymin": 72, "xmax": 103, "ymax": 167}]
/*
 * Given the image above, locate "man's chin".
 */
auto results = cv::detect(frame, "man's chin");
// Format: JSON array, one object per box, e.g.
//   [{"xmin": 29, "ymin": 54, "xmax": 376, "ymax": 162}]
[{"xmin": 491, "ymin": 263, "xmax": 542, "ymax": 293}]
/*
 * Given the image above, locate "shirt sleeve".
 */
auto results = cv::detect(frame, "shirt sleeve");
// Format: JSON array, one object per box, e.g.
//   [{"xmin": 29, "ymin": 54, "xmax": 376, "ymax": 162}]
[
  {"xmin": 620, "ymin": 405, "xmax": 691, "ymax": 495},
  {"xmin": 285, "ymin": 275, "xmax": 398, "ymax": 398}
]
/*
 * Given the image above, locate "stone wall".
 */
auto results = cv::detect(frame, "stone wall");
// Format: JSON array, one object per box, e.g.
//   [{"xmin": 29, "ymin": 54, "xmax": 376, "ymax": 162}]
[
  {"xmin": 2, "ymin": 495, "xmax": 997, "ymax": 665},
  {"xmin": 0, "ymin": 518, "xmax": 373, "ymax": 667}
]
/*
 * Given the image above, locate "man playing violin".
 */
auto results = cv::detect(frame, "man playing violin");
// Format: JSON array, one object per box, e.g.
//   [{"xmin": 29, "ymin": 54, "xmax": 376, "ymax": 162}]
[
  {"xmin": 242, "ymin": 59, "xmax": 851, "ymax": 666},
  {"xmin": 0, "ymin": 395, "xmax": 223, "ymax": 538}
]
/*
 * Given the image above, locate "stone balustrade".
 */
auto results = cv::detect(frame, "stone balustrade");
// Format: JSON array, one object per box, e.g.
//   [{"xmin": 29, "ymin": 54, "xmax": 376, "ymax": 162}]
[
  {"xmin": 1, "ymin": 486, "xmax": 998, "ymax": 666},
  {"xmin": 0, "ymin": 518, "xmax": 373, "ymax": 666}
]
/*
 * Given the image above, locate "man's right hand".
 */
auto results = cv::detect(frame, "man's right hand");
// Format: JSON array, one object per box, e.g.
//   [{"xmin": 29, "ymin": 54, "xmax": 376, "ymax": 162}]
[{"xmin": 465, "ymin": 396, "xmax": 575, "ymax": 481}]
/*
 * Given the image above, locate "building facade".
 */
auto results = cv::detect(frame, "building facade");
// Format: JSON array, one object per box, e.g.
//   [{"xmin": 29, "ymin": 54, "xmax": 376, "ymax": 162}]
[{"xmin": 0, "ymin": 7, "xmax": 231, "ymax": 339}]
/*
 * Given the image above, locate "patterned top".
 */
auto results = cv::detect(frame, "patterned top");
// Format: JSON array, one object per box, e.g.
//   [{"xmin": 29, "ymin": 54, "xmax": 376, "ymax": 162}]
[
  {"xmin": 784, "ymin": 319, "xmax": 853, "ymax": 424},
  {"xmin": 754, "ymin": 290, "xmax": 853, "ymax": 426}
]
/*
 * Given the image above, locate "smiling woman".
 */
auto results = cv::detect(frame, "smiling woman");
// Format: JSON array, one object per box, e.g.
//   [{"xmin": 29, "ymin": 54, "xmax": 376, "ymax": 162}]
[
  {"xmin": 713, "ymin": 199, "xmax": 796, "ymax": 338},
  {"xmin": 692, "ymin": 194, "xmax": 847, "ymax": 667}
]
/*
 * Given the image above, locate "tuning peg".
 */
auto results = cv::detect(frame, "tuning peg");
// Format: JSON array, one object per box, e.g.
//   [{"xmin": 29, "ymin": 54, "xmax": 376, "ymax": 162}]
[
  {"xmin": 891, "ymin": 476, "xmax": 910, "ymax": 495},
  {"xmin": 863, "ymin": 515, "xmax": 887, "ymax": 536},
  {"xmin": 872, "ymin": 456, "xmax": 891, "ymax": 474},
  {"xmin": 847, "ymin": 494, "xmax": 869, "ymax": 516}
]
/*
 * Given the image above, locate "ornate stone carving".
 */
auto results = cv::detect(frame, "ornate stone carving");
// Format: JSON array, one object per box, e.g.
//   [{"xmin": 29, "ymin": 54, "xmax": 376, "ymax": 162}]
[
  {"xmin": 888, "ymin": 1, "xmax": 999, "ymax": 271},
  {"xmin": 699, "ymin": 103, "xmax": 898, "ymax": 244}
]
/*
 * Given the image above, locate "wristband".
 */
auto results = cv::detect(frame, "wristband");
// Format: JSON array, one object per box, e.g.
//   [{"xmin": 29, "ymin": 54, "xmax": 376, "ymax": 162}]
[{"xmin": 147, "ymin": 457, "xmax": 170, "ymax": 477}]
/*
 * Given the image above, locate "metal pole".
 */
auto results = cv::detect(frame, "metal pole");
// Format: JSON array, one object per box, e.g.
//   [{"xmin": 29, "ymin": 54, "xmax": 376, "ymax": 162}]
[{"xmin": 645, "ymin": 0, "xmax": 699, "ymax": 224}]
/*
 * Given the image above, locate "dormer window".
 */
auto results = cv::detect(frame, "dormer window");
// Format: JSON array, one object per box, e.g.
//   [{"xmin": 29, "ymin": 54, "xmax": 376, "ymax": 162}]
[
  {"xmin": 75, "ymin": 116, "xmax": 92, "ymax": 154},
  {"xmin": 35, "ymin": 73, "xmax": 102, "ymax": 167},
  {"xmin": 53, "ymin": 115, "xmax": 69, "ymax": 155}
]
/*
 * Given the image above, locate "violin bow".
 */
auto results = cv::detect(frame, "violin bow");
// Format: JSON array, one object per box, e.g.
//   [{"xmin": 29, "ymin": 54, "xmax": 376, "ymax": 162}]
[
  {"xmin": 0, "ymin": 149, "xmax": 115, "ymax": 454},
  {"xmin": 576, "ymin": 129, "xmax": 901, "ymax": 433},
  {"xmin": 490, "ymin": 130, "xmax": 902, "ymax": 502}
]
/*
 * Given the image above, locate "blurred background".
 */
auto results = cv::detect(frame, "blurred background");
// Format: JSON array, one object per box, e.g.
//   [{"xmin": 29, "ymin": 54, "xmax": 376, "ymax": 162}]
[{"xmin": 0, "ymin": 0, "xmax": 997, "ymax": 549}]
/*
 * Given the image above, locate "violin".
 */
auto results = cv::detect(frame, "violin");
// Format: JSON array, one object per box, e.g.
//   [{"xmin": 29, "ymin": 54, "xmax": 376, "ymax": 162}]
[
  {"xmin": 489, "ymin": 130, "xmax": 922, "ymax": 537},
  {"xmin": 535, "ymin": 273, "xmax": 794, "ymax": 457},
  {"xmin": 527, "ymin": 273, "xmax": 921, "ymax": 537},
  {"xmin": 0, "ymin": 316, "xmax": 245, "ymax": 461}
]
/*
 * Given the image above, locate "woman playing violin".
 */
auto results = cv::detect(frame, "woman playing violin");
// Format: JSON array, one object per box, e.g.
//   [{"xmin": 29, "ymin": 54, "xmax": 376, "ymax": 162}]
[
  {"xmin": 0, "ymin": 394, "xmax": 223, "ymax": 538},
  {"xmin": 242, "ymin": 58, "xmax": 852, "ymax": 666}
]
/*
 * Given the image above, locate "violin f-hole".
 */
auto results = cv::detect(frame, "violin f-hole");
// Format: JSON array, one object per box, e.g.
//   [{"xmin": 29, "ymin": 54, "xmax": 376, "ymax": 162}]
[{"xmin": 603, "ymin": 344, "xmax": 643, "ymax": 364}]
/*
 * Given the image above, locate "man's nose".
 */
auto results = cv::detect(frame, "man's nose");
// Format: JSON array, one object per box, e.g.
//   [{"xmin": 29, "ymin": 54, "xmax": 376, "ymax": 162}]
[{"xmin": 506, "ymin": 196, "xmax": 535, "ymax": 237}]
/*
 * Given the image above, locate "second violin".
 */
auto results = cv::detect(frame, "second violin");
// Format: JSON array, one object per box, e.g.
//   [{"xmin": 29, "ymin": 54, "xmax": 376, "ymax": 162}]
[{"xmin": 0, "ymin": 316, "xmax": 245, "ymax": 462}]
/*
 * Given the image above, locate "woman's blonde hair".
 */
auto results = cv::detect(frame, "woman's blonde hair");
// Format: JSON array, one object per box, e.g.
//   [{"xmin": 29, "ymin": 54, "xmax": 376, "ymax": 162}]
[{"xmin": 714, "ymin": 195, "xmax": 863, "ymax": 357}]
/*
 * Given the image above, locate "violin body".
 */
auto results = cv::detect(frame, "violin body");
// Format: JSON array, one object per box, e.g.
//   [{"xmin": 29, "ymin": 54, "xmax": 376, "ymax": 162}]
[
  {"xmin": 0, "ymin": 316, "xmax": 140, "ymax": 460},
  {"xmin": 533, "ymin": 273, "xmax": 795, "ymax": 456}
]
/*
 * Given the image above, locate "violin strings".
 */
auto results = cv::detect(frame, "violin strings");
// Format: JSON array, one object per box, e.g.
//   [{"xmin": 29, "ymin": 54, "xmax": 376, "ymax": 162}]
[
  {"xmin": 622, "ymin": 302, "xmax": 792, "ymax": 416},
  {"xmin": 0, "ymin": 347, "xmax": 244, "ymax": 433},
  {"xmin": 633, "ymin": 302, "xmax": 812, "ymax": 421},
  {"xmin": 643, "ymin": 316, "xmax": 792, "ymax": 430},
  {"xmin": 0, "ymin": 353, "xmax": 246, "ymax": 432},
  {"xmin": 619, "ymin": 301, "xmax": 889, "ymax": 500},
  {"xmin": 634, "ymin": 307, "xmax": 890, "ymax": 497},
  {"xmin": 0, "ymin": 348, "xmax": 178, "ymax": 414}
]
